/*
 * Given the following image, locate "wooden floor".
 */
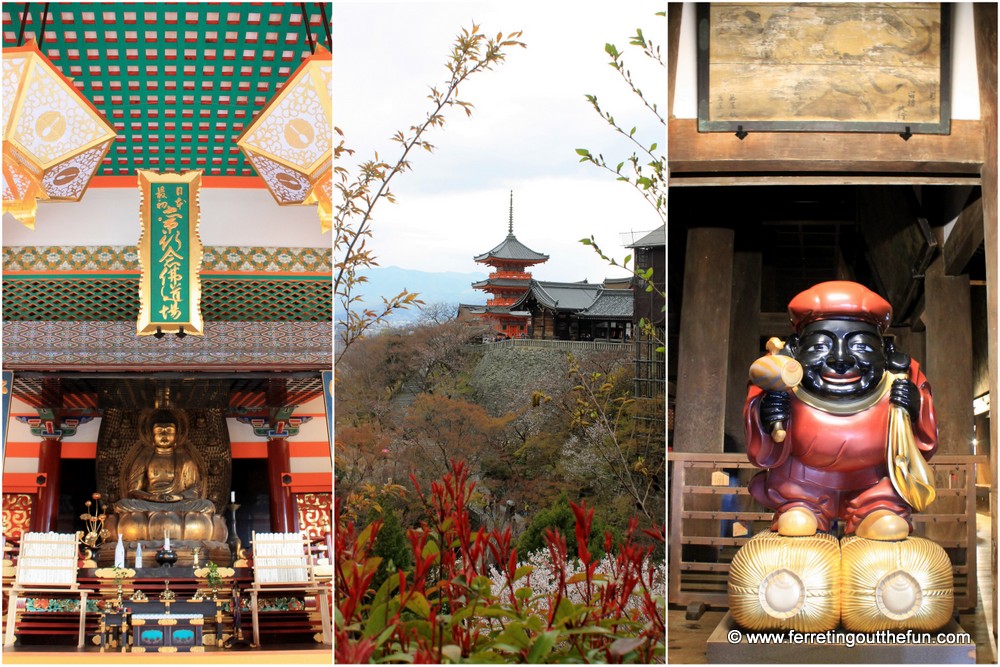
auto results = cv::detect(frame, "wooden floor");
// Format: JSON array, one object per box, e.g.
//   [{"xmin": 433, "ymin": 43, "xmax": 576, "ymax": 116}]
[
  {"xmin": 1, "ymin": 642, "xmax": 331, "ymax": 664},
  {"xmin": 668, "ymin": 512, "xmax": 998, "ymax": 664}
]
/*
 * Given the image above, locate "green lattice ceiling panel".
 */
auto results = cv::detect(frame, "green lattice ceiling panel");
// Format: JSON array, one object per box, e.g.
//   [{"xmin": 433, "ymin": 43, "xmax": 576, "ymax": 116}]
[
  {"xmin": 1, "ymin": 2, "xmax": 331, "ymax": 176},
  {"xmin": 2, "ymin": 276, "xmax": 332, "ymax": 321}
]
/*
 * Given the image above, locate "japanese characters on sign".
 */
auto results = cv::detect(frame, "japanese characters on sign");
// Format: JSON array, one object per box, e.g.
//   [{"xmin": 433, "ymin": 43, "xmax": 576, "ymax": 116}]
[{"xmin": 137, "ymin": 170, "xmax": 204, "ymax": 336}]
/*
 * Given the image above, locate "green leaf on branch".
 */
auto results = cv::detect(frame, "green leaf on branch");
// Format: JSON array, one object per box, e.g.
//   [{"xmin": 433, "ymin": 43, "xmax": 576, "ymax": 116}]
[
  {"xmin": 405, "ymin": 591, "xmax": 431, "ymax": 618},
  {"xmin": 441, "ymin": 645, "xmax": 463, "ymax": 663},
  {"xmin": 526, "ymin": 630, "xmax": 559, "ymax": 663}
]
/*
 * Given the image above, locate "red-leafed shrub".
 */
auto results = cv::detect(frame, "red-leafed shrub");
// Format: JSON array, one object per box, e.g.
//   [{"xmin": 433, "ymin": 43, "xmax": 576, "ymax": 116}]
[{"xmin": 336, "ymin": 460, "xmax": 665, "ymax": 663}]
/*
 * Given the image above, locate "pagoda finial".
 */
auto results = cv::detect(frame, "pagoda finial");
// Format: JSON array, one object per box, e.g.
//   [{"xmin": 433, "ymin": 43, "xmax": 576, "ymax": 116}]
[{"xmin": 508, "ymin": 190, "xmax": 514, "ymax": 235}]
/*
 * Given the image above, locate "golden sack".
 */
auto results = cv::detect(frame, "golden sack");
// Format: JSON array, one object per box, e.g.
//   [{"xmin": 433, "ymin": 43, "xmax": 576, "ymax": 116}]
[
  {"xmin": 728, "ymin": 530, "xmax": 841, "ymax": 632},
  {"xmin": 840, "ymin": 535, "xmax": 953, "ymax": 632}
]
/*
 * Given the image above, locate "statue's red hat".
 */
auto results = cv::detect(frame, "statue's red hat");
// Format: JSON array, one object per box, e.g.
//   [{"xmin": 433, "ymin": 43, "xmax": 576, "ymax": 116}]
[{"xmin": 788, "ymin": 281, "xmax": 892, "ymax": 334}]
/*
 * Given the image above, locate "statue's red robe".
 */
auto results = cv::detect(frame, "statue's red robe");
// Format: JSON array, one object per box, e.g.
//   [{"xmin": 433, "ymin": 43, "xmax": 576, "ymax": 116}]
[{"xmin": 744, "ymin": 362, "xmax": 937, "ymax": 534}]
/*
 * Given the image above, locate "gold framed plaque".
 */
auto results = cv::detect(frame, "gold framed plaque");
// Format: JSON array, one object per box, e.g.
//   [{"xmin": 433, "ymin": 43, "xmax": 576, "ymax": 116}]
[
  {"xmin": 137, "ymin": 170, "xmax": 204, "ymax": 336},
  {"xmin": 698, "ymin": 3, "xmax": 951, "ymax": 135}
]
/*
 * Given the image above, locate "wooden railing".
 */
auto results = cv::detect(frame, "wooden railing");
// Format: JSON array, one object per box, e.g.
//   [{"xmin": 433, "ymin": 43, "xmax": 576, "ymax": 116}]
[
  {"xmin": 668, "ymin": 452, "xmax": 984, "ymax": 611},
  {"xmin": 488, "ymin": 271, "xmax": 532, "ymax": 281}
]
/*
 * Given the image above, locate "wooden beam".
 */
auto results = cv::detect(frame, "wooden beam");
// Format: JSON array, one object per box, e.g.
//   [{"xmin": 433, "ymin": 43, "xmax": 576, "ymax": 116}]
[
  {"xmin": 725, "ymin": 252, "xmax": 761, "ymax": 452},
  {"xmin": 670, "ymin": 174, "xmax": 982, "ymax": 187},
  {"xmin": 668, "ymin": 3, "xmax": 682, "ymax": 120},
  {"xmin": 973, "ymin": 2, "xmax": 998, "ymax": 641},
  {"xmin": 924, "ymin": 259, "xmax": 975, "ymax": 456},
  {"xmin": 672, "ymin": 228, "xmax": 734, "ymax": 453},
  {"xmin": 942, "ymin": 194, "xmax": 985, "ymax": 276},
  {"xmin": 923, "ymin": 259, "xmax": 975, "ymax": 549},
  {"xmin": 856, "ymin": 186, "xmax": 936, "ymax": 323},
  {"xmin": 668, "ymin": 118, "xmax": 985, "ymax": 173}
]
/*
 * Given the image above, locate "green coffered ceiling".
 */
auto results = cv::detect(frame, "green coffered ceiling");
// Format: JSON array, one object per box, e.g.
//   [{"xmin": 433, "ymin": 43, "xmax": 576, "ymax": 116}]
[{"xmin": 1, "ymin": 2, "xmax": 332, "ymax": 177}]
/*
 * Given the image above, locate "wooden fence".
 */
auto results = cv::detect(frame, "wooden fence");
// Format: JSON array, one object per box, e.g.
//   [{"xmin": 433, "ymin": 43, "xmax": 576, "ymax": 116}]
[{"xmin": 668, "ymin": 452, "xmax": 984, "ymax": 611}]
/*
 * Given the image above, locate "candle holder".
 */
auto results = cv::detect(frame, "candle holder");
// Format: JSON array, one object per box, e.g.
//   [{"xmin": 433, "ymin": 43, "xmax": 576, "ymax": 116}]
[
  {"xmin": 159, "ymin": 580, "xmax": 176, "ymax": 602},
  {"xmin": 226, "ymin": 503, "xmax": 241, "ymax": 564}
]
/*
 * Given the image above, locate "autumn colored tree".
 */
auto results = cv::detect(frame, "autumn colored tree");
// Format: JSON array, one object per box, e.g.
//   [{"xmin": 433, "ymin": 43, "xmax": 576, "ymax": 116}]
[
  {"xmin": 400, "ymin": 393, "xmax": 513, "ymax": 481},
  {"xmin": 566, "ymin": 354, "xmax": 665, "ymax": 524}
]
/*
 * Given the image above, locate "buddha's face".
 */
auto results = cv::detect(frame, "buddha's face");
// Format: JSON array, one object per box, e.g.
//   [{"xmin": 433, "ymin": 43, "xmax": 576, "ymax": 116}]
[
  {"xmin": 153, "ymin": 423, "xmax": 177, "ymax": 449},
  {"xmin": 794, "ymin": 319, "xmax": 886, "ymax": 399}
]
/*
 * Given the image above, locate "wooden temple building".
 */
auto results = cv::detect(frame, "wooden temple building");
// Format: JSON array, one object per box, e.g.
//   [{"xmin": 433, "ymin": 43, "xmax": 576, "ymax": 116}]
[
  {"xmin": 510, "ymin": 280, "xmax": 633, "ymax": 342},
  {"xmin": 1, "ymin": 2, "xmax": 331, "ymax": 661},
  {"xmin": 667, "ymin": 3, "xmax": 997, "ymax": 662}
]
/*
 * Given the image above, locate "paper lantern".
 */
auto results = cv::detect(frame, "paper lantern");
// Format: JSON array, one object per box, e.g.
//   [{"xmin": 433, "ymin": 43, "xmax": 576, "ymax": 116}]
[
  {"xmin": 237, "ymin": 44, "xmax": 331, "ymax": 232},
  {"xmin": 2, "ymin": 38, "xmax": 115, "ymax": 229},
  {"xmin": 728, "ymin": 529, "xmax": 841, "ymax": 632}
]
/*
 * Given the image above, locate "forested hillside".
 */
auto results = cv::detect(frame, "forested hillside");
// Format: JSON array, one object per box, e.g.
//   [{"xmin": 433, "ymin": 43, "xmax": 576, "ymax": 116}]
[{"xmin": 335, "ymin": 319, "xmax": 665, "ymax": 556}]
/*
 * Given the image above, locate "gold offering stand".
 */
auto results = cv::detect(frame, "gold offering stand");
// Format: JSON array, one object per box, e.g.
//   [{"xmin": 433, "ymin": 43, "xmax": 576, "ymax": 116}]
[
  {"xmin": 94, "ymin": 567, "xmax": 136, "ymax": 652},
  {"xmin": 192, "ymin": 565, "xmax": 235, "ymax": 648},
  {"xmin": 92, "ymin": 568, "xmax": 235, "ymax": 652}
]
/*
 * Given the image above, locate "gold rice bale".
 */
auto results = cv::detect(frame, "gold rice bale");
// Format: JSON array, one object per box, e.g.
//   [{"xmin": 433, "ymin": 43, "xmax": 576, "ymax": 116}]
[
  {"xmin": 840, "ymin": 535, "xmax": 953, "ymax": 632},
  {"xmin": 728, "ymin": 529, "xmax": 841, "ymax": 632}
]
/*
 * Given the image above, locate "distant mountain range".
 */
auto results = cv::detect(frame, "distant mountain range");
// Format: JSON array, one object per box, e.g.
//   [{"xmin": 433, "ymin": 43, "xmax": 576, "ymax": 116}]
[{"xmin": 336, "ymin": 266, "xmax": 488, "ymax": 325}]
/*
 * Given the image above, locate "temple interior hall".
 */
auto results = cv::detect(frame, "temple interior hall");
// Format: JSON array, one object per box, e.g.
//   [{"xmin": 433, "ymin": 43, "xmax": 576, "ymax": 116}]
[{"xmin": 1, "ymin": 2, "xmax": 332, "ymax": 660}]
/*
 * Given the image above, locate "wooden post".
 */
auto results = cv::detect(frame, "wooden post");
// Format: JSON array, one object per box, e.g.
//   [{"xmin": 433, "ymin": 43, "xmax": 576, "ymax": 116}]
[
  {"xmin": 267, "ymin": 437, "xmax": 299, "ymax": 533},
  {"xmin": 725, "ymin": 252, "xmax": 761, "ymax": 452},
  {"xmin": 673, "ymin": 228, "xmax": 735, "ymax": 453},
  {"xmin": 924, "ymin": 259, "xmax": 975, "ymax": 456},
  {"xmin": 30, "ymin": 437, "xmax": 62, "ymax": 533},
  {"xmin": 922, "ymin": 259, "xmax": 973, "ymax": 547},
  {"xmin": 973, "ymin": 2, "xmax": 998, "ymax": 640},
  {"xmin": 889, "ymin": 325, "xmax": 926, "ymax": 371}
]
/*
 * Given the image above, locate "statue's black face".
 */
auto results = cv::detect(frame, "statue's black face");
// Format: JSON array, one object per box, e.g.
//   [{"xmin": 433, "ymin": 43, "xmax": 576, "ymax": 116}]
[{"xmin": 793, "ymin": 319, "xmax": 886, "ymax": 399}]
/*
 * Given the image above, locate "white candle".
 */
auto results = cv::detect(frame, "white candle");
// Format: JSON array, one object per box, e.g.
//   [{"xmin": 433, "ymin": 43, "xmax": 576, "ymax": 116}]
[
  {"xmin": 231, "ymin": 491, "xmax": 236, "ymax": 503},
  {"xmin": 164, "ymin": 529, "xmax": 170, "ymax": 551}
]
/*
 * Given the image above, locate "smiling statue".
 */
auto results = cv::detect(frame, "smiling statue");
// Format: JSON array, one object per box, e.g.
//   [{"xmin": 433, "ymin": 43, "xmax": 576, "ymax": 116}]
[{"xmin": 744, "ymin": 281, "xmax": 938, "ymax": 541}]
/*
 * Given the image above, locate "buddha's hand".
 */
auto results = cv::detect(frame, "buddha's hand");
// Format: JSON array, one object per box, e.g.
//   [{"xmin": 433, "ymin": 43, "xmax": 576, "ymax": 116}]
[{"xmin": 155, "ymin": 493, "xmax": 183, "ymax": 502}]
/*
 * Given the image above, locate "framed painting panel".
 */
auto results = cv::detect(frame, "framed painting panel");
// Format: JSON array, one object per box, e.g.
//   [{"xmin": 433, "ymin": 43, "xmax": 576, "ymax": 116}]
[{"xmin": 698, "ymin": 3, "xmax": 952, "ymax": 135}]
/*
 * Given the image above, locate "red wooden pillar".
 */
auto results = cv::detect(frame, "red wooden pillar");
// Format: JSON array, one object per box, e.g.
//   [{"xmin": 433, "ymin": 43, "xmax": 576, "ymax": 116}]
[
  {"xmin": 31, "ymin": 437, "xmax": 62, "ymax": 533},
  {"xmin": 267, "ymin": 436, "xmax": 299, "ymax": 533}
]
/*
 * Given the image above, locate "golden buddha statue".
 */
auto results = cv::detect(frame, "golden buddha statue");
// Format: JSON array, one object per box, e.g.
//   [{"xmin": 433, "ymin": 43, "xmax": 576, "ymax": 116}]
[{"xmin": 112, "ymin": 410, "xmax": 227, "ymax": 543}]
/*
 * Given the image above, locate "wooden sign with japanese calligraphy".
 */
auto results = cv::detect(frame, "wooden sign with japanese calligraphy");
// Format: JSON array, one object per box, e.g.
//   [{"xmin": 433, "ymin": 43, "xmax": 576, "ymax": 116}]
[
  {"xmin": 137, "ymin": 170, "xmax": 204, "ymax": 336},
  {"xmin": 698, "ymin": 3, "xmax": 951, "ymax": 134}
]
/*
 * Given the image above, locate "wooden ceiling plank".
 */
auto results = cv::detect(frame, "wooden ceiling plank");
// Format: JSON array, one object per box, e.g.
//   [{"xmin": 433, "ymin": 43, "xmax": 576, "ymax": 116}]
[
  {"xmin": 669, "ymin": 175, "xmax": 983, "ymax": 187},
  {"xmin": 668, "ymin": 118, "xmax": 985, "ymax": 174},
  {"xmin": 942, "ymin": 194, "xmax": 985, "ymax": 276}
]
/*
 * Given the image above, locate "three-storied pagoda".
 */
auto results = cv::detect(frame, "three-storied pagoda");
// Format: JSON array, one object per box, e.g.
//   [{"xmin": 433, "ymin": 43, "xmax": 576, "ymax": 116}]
[{"xmin": 471, "ymin": 193, "xmax": 548, "ymax": 337}]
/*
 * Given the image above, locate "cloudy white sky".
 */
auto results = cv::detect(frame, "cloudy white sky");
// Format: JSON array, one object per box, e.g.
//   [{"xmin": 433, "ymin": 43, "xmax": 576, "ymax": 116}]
[{"xmin": 333, "ymin": 1, "xmax": 665, "ymax": 285}]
